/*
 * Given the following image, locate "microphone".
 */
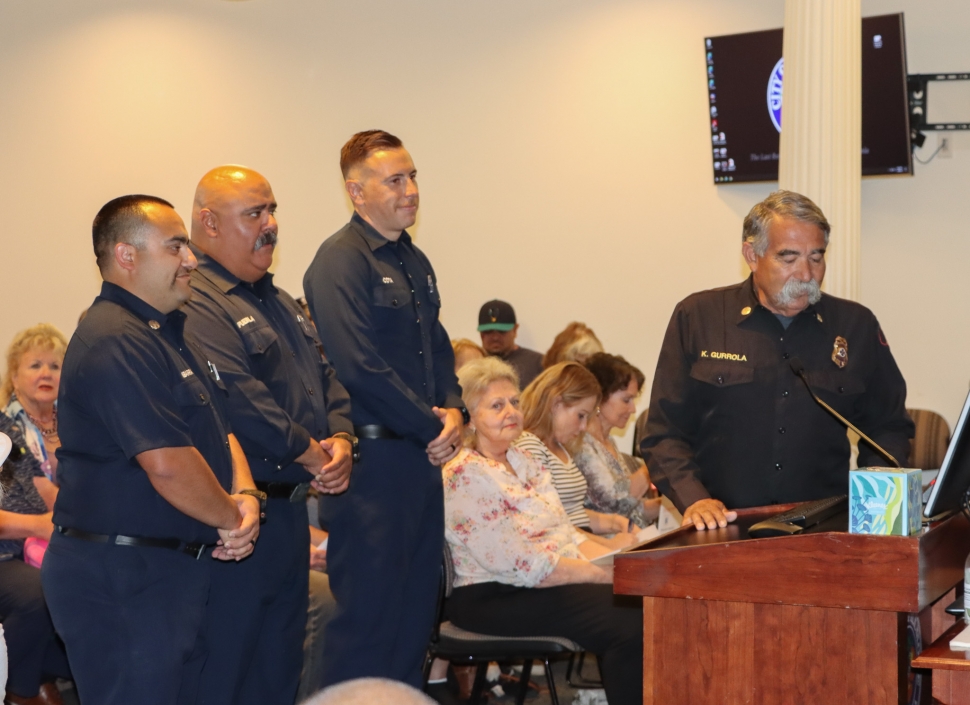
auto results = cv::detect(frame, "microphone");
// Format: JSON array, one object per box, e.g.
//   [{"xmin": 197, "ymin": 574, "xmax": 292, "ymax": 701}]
[{"xmin": 789, "ymin": 357, "xmax": 900, "ymax": 468}]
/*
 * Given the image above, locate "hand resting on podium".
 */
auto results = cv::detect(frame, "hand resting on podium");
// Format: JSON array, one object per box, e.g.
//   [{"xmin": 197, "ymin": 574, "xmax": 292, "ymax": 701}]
[{"xmin": 682, "ymin": 498, "xmax": 737, "ymax": 531}]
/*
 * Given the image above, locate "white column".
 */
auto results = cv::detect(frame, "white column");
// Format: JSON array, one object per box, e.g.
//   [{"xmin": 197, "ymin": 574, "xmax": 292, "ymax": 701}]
[{"xmin": 778, "ymin": 0, "xmax": 861, "ymax": 301}]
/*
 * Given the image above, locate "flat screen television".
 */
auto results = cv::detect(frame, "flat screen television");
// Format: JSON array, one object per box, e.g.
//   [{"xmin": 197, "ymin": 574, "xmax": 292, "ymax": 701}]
[{"xmin": 705, "ymin": 14, "xmax": 912, "ymax": 184}]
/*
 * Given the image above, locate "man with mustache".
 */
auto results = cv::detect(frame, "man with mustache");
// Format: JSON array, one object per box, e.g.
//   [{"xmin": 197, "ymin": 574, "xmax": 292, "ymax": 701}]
[
  {"xmin": 303, "ymin": 130, "xmax": 466, "ymax": 687},
  {"xmin": 183, "ymin": 166, "xmax": 354, "ymax": 705},
  {"xmin": 640, "ymin": 190, "xmax": 914, "ymax": 530}
]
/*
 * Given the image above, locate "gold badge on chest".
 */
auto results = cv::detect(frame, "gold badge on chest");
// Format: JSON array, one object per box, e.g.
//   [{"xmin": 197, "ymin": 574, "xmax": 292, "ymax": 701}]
[{"xmin": 832, "ymin": 336, "xmax": 848, "ymax": 369}]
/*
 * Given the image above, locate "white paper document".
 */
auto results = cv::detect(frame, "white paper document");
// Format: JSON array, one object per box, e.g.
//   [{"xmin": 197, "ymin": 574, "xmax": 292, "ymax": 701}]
[
  {"xmin": 591, "ymin": 525, "xmax": 663, "ymax": 567},
  {"xmin": 950, "ymin": 622, "xmax": 970, "ymax": 651}
]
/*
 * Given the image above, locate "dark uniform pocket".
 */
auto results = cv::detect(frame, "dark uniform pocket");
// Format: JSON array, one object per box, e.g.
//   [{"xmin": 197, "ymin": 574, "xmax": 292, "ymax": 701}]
[
  {"xmin": 806, "ymin": 370, "xmax": 866, "ymax": 417},
  {"xmin": 240, "ymin": 324, "xmax": 279, "ymax": 356},
  {"xmin": 690, "ymin": 360, "xmax": 755, "ymax": 387},
  {"xmin": 172, "ymin": 375, "xmax": 212, "ymax": 407},
  {"xmin": 297, "ymin": 314, "xmax": 318, "ymax": 340},
  {"xmin": 210, "ymin": 376, "xmax": 228, "ymax": 395},
  {"xmin": 807, "ymin": 370, "xmax": 866, "ymax": 396},
  {"xmin": 373, "ymin": 285, "xmax": 412, "ymax": 309}
]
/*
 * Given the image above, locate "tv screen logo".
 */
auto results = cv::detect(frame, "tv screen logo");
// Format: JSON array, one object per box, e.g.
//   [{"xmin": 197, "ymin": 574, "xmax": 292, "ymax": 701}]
[{"xmin": 767, "ymin": 58, "xmax": 784, "ymax": 133}]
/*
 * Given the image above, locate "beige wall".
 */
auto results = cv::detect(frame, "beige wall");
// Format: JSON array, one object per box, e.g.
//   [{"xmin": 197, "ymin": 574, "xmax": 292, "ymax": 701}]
[{"xmin": 1, "ymin": 0, "xmax": 967, "ymax": 450}]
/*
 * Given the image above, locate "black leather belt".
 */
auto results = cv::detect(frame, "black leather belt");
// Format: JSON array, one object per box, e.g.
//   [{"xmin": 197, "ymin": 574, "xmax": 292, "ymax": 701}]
[
  {"xmin": 56, "ymin": 526, "xmax": 211, "ymax": 560},
  {"xmin": 354, "ymin": 424, "xmax": 403, "ymax": 440},
  {"xmin": 255, "ymin": 480, "xmax": 310, "ymax": 503}
]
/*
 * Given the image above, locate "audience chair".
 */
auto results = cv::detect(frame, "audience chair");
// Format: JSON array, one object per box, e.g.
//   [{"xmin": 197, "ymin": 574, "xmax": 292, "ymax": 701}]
[
  {"xmin": 422, "ymin": 543, "xmax": 581, "ymax": 705},
  {"xmin": 906, "ymin": 408, "xmax": 951, "ymax": 471},
  {"xmin": 564, "ymin": 651, "xmax": 603, "ymax": 689}
]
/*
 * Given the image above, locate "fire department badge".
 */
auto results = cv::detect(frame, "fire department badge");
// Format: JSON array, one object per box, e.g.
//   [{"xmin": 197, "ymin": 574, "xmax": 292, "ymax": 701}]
[{"xmin": 832, "ymin": 336, "xmax": 848, "ymax": 369}]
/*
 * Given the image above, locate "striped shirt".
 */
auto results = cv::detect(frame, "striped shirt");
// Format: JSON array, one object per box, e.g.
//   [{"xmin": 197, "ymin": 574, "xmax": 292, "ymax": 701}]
[{"xmin": 511, "ymin": 432, "xmax": 590, "ymax": 530}]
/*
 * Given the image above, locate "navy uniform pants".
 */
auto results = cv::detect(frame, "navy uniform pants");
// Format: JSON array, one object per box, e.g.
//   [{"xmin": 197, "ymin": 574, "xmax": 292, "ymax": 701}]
[
  {"xmin": 198, "ymin": 497, "xmax": 309, "ymax": 705},
  {"xmin": 0, "ymin": 559, "xmax": 70, "ymax": 698},
  {"xmin": 319, "ymin": 438, "xmax": 443, "ymax": 688},
  {"xmin": 296, "ymin": 570, "xmax": 337, "ymax": 701},
  {"xmin": 41, "ymin": 531, "xmax": 210, "ymax": 705}
]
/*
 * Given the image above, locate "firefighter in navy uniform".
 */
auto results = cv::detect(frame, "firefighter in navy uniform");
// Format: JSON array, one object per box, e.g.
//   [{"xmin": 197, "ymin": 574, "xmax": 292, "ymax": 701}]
[
  {"xmin": 640, "ymin": 190, "xmax": 914, "ymax": 531},
  {"xmin": 42, "ymin": 196, "xmax": 260, "ymax": 705},
  {"xmin": 183, "ymin": 166, "xmax": 354, "ymax": 705},
  {"xmin": 303, "ymin": 130, "xmax": 466, "ymax": 688}
]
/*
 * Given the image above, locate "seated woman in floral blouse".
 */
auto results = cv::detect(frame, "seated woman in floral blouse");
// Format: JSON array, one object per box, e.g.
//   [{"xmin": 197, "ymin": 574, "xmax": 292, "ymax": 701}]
[
  {"xmin": 576, "ymin": 353, "xmax": 661, "ymax": 528},
  {"xmin": 442, "ymin": 357, "xmax": 642, "ymax": 705}
]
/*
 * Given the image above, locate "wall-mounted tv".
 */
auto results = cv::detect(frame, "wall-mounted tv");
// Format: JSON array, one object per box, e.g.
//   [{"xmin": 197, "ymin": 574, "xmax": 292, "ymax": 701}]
[{"xmin": 706, "ymin": 14, "xmax": 912, "ymax": 184}]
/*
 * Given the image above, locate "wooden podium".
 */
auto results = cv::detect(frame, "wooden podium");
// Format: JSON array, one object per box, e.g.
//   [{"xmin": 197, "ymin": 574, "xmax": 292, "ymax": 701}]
[{"xmin": 614, "ymin": 505, "xmax": 970, "ymax": 705}]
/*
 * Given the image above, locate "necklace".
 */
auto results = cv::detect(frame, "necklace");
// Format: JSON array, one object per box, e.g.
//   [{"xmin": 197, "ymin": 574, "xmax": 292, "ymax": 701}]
[{"xmin": 25, "ymin": 407, "xmax": 58, "ymax": 440}]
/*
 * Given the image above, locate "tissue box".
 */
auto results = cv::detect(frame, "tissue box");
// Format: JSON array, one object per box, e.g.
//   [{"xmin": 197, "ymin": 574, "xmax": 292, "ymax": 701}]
[{"xmin": 848, "ymin": 467, "xmax": 922, "ymax": 536}]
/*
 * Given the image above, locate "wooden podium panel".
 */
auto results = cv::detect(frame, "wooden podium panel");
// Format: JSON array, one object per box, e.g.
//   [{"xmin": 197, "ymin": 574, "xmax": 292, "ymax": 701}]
[
  {"xmin": 642, "ymin": 596, "xmax": 900, "ymax": 705},
  {"xmin": 614, "ymin": 507, "xmax": 970, "ymax": 705}
]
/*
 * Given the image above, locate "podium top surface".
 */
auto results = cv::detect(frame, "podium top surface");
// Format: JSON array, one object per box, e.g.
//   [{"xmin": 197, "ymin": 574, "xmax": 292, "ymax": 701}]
[{"xmin": 613, "ymin": 505, "xmax": 970, "ymax": 613}]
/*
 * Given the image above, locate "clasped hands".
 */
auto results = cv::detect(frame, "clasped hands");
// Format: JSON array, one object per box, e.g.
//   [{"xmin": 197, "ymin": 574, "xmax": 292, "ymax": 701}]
[
  {"xmin": 426, "ymin": 407, "xmax": 463, "ymax": 466},
  {"xmin": 213, "ymin": 493, "xmax": 261, "ymax": 562},
  {"xmin": 297, "ymin": 436, "xmax": 354, "ymax": 495},
  {"xmin": 296, "ymin": 407, "xmax": 463, "ymax": 495}
]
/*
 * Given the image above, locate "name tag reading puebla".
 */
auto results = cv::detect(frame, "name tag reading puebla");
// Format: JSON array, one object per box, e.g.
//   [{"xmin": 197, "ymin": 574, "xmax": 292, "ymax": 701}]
[{"xmin": 700, "ymin": 350, "xmax": 748, "ymax": 362}]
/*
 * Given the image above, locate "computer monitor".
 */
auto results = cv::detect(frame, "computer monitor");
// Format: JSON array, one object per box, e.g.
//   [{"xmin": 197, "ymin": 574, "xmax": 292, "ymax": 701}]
[
  {"xmin": 923, "ymin": 389, "xmax": 970, "ymax": 518},
  {"xmin": 705, "ymin": 13, "xmax": 913, "ymax": 184}
]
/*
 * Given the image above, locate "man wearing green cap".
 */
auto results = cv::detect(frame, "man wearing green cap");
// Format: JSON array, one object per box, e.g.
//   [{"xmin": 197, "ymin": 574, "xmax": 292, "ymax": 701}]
[{"xmin": 478, "ymin": 299, "xmax": 544, "ymax": 387}]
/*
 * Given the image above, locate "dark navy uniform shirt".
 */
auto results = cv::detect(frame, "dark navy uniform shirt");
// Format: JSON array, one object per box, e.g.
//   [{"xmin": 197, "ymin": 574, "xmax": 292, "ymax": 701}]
[
  {"xmin": 303, "ymin": 213, "xmax": 463, "ymax": 446},
  {"xmin": 184, "ymin": 247, "xmax": 353, "ymax": 485},
  {"xmin": 54, "ymin": 282, "xmax": 233, "ymax": 543},
  {"xmin": 641, "ymin": 275, "xmax": 914, "ymax": 512}
]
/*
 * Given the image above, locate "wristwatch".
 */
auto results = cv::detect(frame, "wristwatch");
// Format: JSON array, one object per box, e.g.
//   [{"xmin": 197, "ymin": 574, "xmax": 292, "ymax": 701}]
[
  {"xmin": 459, "ymin": 406, "xmax": 471, "ymax": 426},
  {"xmin": 238, "ymin": 488, "xmax": 268, "ymax": 524},
  {"xmin": 332, "ymin": 432, "xmax": 360, "ymax": 463}
]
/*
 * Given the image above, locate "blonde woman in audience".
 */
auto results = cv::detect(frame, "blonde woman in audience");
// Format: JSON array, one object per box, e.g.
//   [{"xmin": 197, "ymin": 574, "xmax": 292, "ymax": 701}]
[
  {"xmin": 542, "ymin": 322, "xmax": 603, "ymax": 368},
  {"xmin": 450, "ymin": 338, "xmax": 486, "ymax": 373},
  {"xmin": 513, "ymin": 363, "xmax": 635, "ymax": 550},
  {"xmin": 1, "ymin": 324, "xmax": 67, "ymax": 490},
  {"xmin": 442, "ymin": 357, "xmax": 642, "ymax": 705},
  {"xmin": 576, "ymin": 353, "xmax": 660, "ymax": 528}
]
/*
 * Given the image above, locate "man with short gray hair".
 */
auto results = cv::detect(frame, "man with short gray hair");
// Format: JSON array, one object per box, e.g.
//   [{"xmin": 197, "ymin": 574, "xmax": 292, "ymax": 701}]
[{"xmin": 640, "ymin": 190, "xmax": 913, "ymax": 530}]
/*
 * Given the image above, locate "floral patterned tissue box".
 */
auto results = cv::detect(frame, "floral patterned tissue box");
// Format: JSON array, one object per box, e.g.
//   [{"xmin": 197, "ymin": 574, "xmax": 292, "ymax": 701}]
[{"xmin": 849, "ymin": 467, "xmax": 922, "ymax": 536}]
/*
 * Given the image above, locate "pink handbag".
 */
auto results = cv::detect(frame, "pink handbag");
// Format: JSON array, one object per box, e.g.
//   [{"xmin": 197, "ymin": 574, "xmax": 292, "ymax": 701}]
[{"xmin": 23, "ymin": 537, "xmax": 48, "ymax": 568}]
